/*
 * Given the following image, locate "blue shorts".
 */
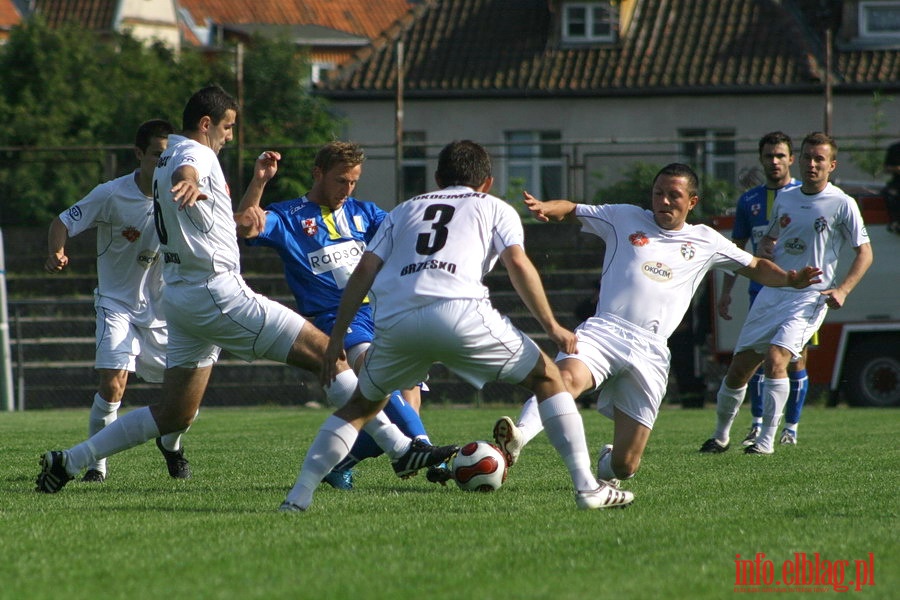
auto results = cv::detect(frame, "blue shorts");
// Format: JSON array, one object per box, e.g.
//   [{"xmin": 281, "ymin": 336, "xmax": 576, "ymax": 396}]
[{"xmin": 313, "ymin": 304, "xmax": 376, "ymax": 350}]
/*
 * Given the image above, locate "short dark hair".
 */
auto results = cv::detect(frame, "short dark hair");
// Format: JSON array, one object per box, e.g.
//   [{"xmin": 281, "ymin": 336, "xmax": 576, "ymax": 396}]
[
  {"xmin": 134, "ymin": 119, "xmax": 174, "ymax": 151},
  {"xmin": 182, "ymin": 85, "xmax": 239, "ymax": 131},
  {"xmin": 801, "ymin": 131, "xmax": 838, "ymax": 159},
  {"xmin": 758, "ymin": 131, "xmax": 793, "ymax": 156},
  {"xmin": 653, "ymin": 163, "xmax": 699, "ymax": 197},
  {"xmin": 435, "ymin": 140, "xmax": 492, "ymax": 189},
  {"xmin": 314, "ymin": 141, "xmax": 365, "ymax": 174}
]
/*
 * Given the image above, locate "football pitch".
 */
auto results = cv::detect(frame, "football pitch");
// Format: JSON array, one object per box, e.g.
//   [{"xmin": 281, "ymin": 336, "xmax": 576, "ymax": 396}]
[{"xmin": 1, "ymin": 405, "xmax": 896, "ymax": 599}]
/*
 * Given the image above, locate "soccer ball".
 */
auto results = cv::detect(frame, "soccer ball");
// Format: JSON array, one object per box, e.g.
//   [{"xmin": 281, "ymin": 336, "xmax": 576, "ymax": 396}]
[{"xmin": 452, "ymin": 441, "xmax": 507, "ymax": 492}]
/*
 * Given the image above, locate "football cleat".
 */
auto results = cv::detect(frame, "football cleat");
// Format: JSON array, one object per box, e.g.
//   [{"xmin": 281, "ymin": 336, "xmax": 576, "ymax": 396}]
[
  {"xmin": 742, "ymin": 425, "xmax": 761, "ymax": 447},
  {"xmin": 744, "ymin": 443, "xmax": 774, "ymax": 455},
  {"xmin": 323, "ymin": 468, "xmax": 354, "ymax": 490},
  {"xmin": 35, "ymin": 451, "xmax": 74, "ymax": 494},
  {"xmin": 278, "ymin": 501, "xmax": 306, "ymax": 513},
  {"xmin": 595, "ymin": 444, "xmax": 621, "ymax": 489},
  {"xmin": 492, "ymin": 416, "xmax": 523, "ymax": 466},
  {"xmin": 779, "ymin": 428, "xmax": 797, "ymax": 445},
  {"xmin": 575, "ymin": 482, "xmax": 634, "ymax": 510},
  {"xmin": 425, "ymin": 462, "xmax": 453, "ymax": 486},
  {"xmin": 392, "ymin": 439, "xmax": 459, "ymax": 479},
  {"xmin": 699, "ymin": 438, "xmax": 730, "ymax": 453},
  {"xmin": 156, "ymin": 438, "xmax": 192, "ymax": 479},
  {"xmin": 81, "ymin": 469, "xmax": 106, "ymax": 483}
]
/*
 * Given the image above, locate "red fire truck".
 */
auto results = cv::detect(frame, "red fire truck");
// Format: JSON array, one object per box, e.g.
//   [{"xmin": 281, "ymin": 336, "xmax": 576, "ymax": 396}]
[{"xmin": 710, "ymin": 193, "xmax": 900, "ymax": 407}]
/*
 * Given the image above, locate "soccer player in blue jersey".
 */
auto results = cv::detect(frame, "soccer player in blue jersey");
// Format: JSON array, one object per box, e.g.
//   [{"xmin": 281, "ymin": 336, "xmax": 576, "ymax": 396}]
[
  {"xmin": 711, "ymin": 131, "xmax": 814, "ymax": 448},
  {"xmin": 236, "ymin": 141, "xmax": 449, "ymax": 488}
]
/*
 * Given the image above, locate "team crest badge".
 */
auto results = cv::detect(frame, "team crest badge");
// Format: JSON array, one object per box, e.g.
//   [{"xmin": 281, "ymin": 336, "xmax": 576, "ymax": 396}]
[
  {"xmin": 303, "ymin": 218, "xmax": 318, "ymax": 236},
  {"xmin": 814, "ymin": 216, "xmax": 827, "ymax": 233},
  {"xmin": 750, "ymin": 203, "xmax": 761, "ymax": 216},
  {"xmin": 680, "ymin": 242, "xmax": 695, "ymax": 260},
  {"xmin": 121, "ymin": 226, "xmax": 141, "ymax": 242},
  {"xmin": 629, "ymin": 231, "xmax": 649, "ymax": 247},
  {"xmin": 780, "ymin": 214, "xmax": 791, "ymax": 228}
]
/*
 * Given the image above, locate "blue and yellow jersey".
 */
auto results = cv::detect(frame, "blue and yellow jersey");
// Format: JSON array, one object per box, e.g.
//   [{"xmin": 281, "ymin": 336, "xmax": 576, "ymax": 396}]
[
  {"xmin": 732, "ymin": 179, "xmax": 801, "ymax": 296},
  {"xmin": 247, "ymin": 196, "xmax": 386, "ymax": 317}
]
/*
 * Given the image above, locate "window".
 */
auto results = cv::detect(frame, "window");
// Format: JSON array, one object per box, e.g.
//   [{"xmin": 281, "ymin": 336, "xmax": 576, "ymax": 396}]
[
  {"xmin": 562, "ymin": 2, "xmax": 615, "ymax": 43},
  {"xmin": 310, "ymin": 62, "xmax": 335, "ymax": 85},
  {"xmin": 505, "ymin": 131, "xmax": 564, "ymax": 200},
  {"xmin": 679, "ymin": 129, "xmax": 736, "ymax": 184},
  {"xmin": 860, "ymin": 1, "xmax": 900, "ymax": 37},
  {"xmin": 401, "ymin": 131, "xmax": 428, "ymax": 200}
]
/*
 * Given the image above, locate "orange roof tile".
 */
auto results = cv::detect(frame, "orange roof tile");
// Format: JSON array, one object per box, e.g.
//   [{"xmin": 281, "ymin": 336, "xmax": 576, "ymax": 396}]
[{"xmin": 0, "ymin": 0, "xmax": 21, "ymax": 29}]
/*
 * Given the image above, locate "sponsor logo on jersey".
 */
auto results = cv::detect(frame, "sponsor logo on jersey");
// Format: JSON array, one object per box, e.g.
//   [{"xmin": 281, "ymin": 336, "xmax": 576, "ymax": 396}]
[
  {"xmin": 783, "ymin": 237, "xmax": 806, "ymax": 255},
  {"xmin": 137, "ymin": 249, "xmax": 159, "ymax": 269},
  {"xmin": 308, "ymin": 240, "xmax": 364, "ymax": 274},
  {"xmin": 629, "ymin": 231, "xmax": 649, "ymax": 247},
  {"xmin": 400, "ymin": 259, "xmax": 458, "ymax": 277},
  {"xmin": 780, "ymin": 214, "xmax": 791, "ymax": 228},
  {"xmin": 680, "ymin": 242, "xmax": 695, "ymax": 260},
  {"xmin": 164, "ymin": 252, "xmax": 181, "ymax": 264},
  {"xmin": 67, "ymin": 206, "xmax": 83, "ymax": 221},
  {"xmin": 303, "ymin": 218, "xmax": 318, "ymax": 237},
  {"xmin": 121, "ymin": 226, "xmax": 141, "ymax": 243},
  {"xmin": 641, "ymin": 261, "xmax": 673, "ymax": 282},
  {"xmin": 814, "ymin": 216, "xmax": 827, "ymax": 234},
  {"xmin": 751, "ymin": 203, "xmax": 761, "ymax": 216}
]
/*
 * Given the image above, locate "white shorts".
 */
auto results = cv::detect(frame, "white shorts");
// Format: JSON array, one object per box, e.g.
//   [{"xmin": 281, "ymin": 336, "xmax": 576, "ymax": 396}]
[
  {"xmin": 557, "ymin": 312, "xmax": 670, "ymax": 430},
  {"xmin": 359, "ymin": 298, "xmax": 541, "ymax": 400},
  {"xmin": 734, "ymin": 287, "xmax": 826, "ymax": 358},
  {"xmin": 163, "ymin": 271, "xmax": 305, "ymax": 368},
  {"xmin": 95, "ymin": 308, "xmax": 167, "ymax": 383}
]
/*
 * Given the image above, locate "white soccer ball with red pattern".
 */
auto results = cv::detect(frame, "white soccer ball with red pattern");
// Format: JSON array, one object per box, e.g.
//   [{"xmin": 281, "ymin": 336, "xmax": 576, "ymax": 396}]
[{"xmin": 452, "ymin": 441, "xmax": 508, "ymax": 492}]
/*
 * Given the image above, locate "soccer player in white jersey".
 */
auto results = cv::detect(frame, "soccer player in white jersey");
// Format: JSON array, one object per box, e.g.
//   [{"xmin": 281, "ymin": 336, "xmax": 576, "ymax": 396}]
[
  {"xmin": 282, "ymin": 140, "xmax": 633, "ymax": 512},
  {"xmin": 491, "ymin": 163, "xmax": 821, "ymax": 488},
  {"xmin": 44, "ymin": 119, "xmax": 191, "ymax": 483},
  {"xmin": 701, "ymin": 132, "xmax": 873, "ymax": 455},
  {"xmin": 36, "ymin": 86, "xmax": 456, "ymax": 494},
  {"xmin": 237, "ymin": 141, "xmax": 449, "ymax": 489},
  {"xmin": 717, "ymin": 131, "xmax": 813, "ymax": 447}
]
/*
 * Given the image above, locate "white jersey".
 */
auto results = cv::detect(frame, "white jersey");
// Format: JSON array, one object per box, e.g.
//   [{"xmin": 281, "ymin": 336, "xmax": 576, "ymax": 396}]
[
  {"xmin": 152, "ymin": 134, "xmax": 240, "ymax": 284},
  {"xmin": 58, "ymin": 171, "xmax": 164, "ymax": 327},
  {"xmin": 764, "ymin": 182, "xmax": 869, "ymax": 292},
  {"xmin": 577, "ymin": 203, "xmax": 753, "ymax": 338},
  {"xmin": 367, "ymin": 186, "xmax": 523, "ymax": 325}
]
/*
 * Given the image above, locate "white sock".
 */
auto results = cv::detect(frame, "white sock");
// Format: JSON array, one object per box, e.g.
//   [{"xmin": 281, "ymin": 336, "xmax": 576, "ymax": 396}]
[
  {"xmin": 597, "ymin": 448, "xmax": 615, "ymax": 481},
  {"xmin": 537, "ymin": 392, "xmax": 598, "ymax": 492},
  {"xmin": 362, "ymin": 410, "xmax": 410, "ymax": 459},
  {"xmin": 713, "ymin": 382, "xmax": 747, "ymax": 444},
  {"xmin": 87, "ymin": 393, "xmax": 120, "ymax": 473},
  {"xmin": 756, "ymin": 378, "xmax": 789, "ymax": 452},
  {"xmin": 158, "ymin": 409, "xmax": 198, "ymax": 452},
  {"xmin": 784, "ymin": 422, "xmax": 798, "ymax": 432},
  {"xmin": 284, "ymin": 415, "xmax": 358, "ymax": 509},
  {"xmin": 65, "ymin": 406, "xmax": 160, "ymax": 476},
  {"xmin": 517, "ymin": 395, "xmax": 544, "ymax": 445},
  {"xmin": 323, "ymin": 370, "xmax": 358, "ymax": 408}
]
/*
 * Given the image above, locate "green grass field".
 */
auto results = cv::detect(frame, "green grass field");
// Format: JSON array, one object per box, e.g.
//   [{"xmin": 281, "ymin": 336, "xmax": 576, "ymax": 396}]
[{"xmin": 1, "ymin": 405, "xmax": 897, "ymax": 599}]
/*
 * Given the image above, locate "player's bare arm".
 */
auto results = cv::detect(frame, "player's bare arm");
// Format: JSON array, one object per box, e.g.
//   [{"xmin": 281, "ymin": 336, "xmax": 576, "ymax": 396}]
[
  {"xmin": 321, "ymin": 251, "xmax": 383, "ymax": 386},
  {"xmin": 821, "ymin": 242, "xmax": 873, "ymax": 309},
  {"xmin": 45, "ymin": 217, "xmax": 70, "ymax": 273},
  {"xmin": 522, "ymin": 192, "xmax": 578, "ymax": 223},
  {"xmin": 500, "ymin": 244, "xmax": 577, "ymax": 355},
  {"xmin": 737, "ymin": 259, "xmax": 822, "ymax": 289},
  {"xmin": 169, "ymin": 165, "xmax": 207, "ymax": 209},
  {"xmin": 235, "ymin": 151, "xmax": 281, "ymax": 239}
]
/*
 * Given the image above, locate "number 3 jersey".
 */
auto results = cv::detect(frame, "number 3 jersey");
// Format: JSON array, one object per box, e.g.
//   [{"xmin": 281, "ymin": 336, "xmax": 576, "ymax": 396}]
[
  {"xmin": 366, "ymin": 186, "xmax": 524, "ymax": 325},
  {"xmin": 247, "ymin": 196, "xmax": 386, "ymax": 317}
]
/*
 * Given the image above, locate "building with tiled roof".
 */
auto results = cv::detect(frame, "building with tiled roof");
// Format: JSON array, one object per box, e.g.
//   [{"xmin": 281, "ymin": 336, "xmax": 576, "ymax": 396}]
[
  {"xmin": 315, "ymin": 0, "xmax": 900, "ymax": 206},
  {"xmin": 0, "ymin": 0, "xmax": 21, "ymax": 42}
]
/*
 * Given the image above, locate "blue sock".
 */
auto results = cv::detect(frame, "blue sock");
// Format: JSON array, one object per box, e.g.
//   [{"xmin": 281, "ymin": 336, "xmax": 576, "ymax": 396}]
[
  {"xmin": 785, "ymin": 370, "xmax": 809, "ymax": 425},
  {"xmin": 749, "ymin": 367, "xmax": 764, "ymax": 422},
  {"xmin": 335, "ymin": 390, "xmax": 429, "ymax": 470}
]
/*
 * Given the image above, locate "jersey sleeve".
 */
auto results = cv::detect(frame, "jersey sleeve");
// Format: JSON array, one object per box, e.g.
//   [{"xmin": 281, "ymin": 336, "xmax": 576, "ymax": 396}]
[
  {"xmin": 731, "ymin": 191, "xmax": 753, "ymax": 240},
  {"xmin": 839, "ymin": 195, "xmax": 870, "ymax": 248},
  {"xmin": 711, "ymin": 228, "xmax": 754, "ymax": 271},
  {"xmin": 367, "ymin": 212, "xmax": 394, "ymax": 260},
  {"xmin": 58, "ymin": 181, "xmax": 115, "ymax": 237},
  {"xmin": 490, "ymin": 200, "xmax": 525, "ymax": 254}
]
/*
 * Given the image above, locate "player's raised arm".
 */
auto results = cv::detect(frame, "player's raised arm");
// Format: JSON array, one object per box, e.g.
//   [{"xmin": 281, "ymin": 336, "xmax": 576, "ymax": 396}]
[
  {"xmin": 235, "ymin": 151, "xmax": 281, "ymax": 239},
  {"xmin": 45, "ymin": 217, "xmax": 70, "ymax": 273},
  {"xmin": 522, "ymin": 191, "xmax": 579, "ymax": 223},
  {"xmin": 736, "ymin": 258, "xmax": 822, "ymax": 289}
]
